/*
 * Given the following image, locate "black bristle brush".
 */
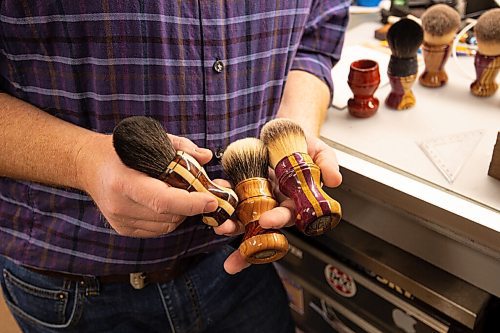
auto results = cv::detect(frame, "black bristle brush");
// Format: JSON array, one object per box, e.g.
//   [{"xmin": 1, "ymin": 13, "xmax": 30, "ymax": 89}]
[
  {"xmin": 386, "ymin": 18, "xmax": 423, "ymax": 76},
  {"xmin": 385, "ymin": 18, "xmax": 423, "ymax": 110},
  {"xmin": 112, "ymin": 116, "xmax": 238, "ymax": 227},
  {"xmin": 221, "ymin": 138, "xmax": 289, "ymax": 264}
]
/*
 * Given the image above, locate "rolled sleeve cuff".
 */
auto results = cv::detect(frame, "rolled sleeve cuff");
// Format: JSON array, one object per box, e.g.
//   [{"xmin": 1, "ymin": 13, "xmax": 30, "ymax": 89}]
[{"xmin": 291, "ymin": 52, "xmax": 335, "ymax": 104}]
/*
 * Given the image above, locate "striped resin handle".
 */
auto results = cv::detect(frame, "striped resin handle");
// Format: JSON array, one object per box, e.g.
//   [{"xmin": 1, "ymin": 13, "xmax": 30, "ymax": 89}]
[
  {"xmin": 159, "ymin": 151, "xmax": 238, "ymax": 226},
  {"xmin": 235, "ymin": 178, "xmax": 289, "ymax": 264},
  {"xmin": 274, "ymin": 152, "xmax": 342, "ymax": 236},
  {"xmin": 386, "ymin": 56, "xmax": 418, "ymax": 110},
  {"xmin": 470, "ymin": 53, "xmax": 500, "ymax": 97}
]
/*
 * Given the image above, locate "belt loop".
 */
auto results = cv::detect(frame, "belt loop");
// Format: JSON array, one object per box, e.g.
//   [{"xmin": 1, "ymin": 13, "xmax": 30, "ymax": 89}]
[{"xmin": 80, "ymin": 276, "xmax": 100, "ymax": 297}]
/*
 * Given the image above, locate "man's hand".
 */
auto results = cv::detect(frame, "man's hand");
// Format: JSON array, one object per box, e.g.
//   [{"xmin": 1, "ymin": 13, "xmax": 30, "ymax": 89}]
[
  {"xmin": 76, "ymin": 133, "xmax": 218, "ymax": 238},
  {"xmin": 259, "ymin": 135, "xmax": 342, "ymax": 229},
  {"xmin": 215, "ymin": 136, "xmax": 342, "ymax": 274}
]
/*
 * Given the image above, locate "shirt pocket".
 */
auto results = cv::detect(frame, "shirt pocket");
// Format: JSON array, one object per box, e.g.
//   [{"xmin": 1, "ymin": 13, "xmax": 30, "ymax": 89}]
[{"xmin": 2, "ymin": 267, "xmax": 81, "ymax": 329}]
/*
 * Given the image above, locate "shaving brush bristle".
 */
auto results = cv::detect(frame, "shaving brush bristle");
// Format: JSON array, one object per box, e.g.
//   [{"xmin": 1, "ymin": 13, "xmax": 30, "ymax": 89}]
[
  {"xmin": 387, "ymin": 18, "xmax": 424, "ymax": 58},
  {"xmin": 112, "ymin": 116, "xmax": 176, "ymax": 178},
  {"xmin": 222, "ymin": 137, "xmax": 289, "ymax": 264},
  {"xmin": 421, "ymin": 4, "xmax": 461, "ymax": 42},
  {"xmin": 260, "ymin": 118, "xmax": 308, "ymax": 168},
  {"xmin": 221, "ymin": 138, "xmax": 269, "ymax": 185},
  {"xmin": 475, "ymin": 9, "xmax": 500, "ymax": 43},
  {"xmin": 474, "ymin": 9, "xmax": 500, "ymax": 56}
]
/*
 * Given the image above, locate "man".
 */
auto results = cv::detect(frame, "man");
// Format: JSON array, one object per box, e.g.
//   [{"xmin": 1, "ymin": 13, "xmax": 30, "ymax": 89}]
[{"xmin": 0, "ymin": 1, "xmax": 349, "ymax": 332}]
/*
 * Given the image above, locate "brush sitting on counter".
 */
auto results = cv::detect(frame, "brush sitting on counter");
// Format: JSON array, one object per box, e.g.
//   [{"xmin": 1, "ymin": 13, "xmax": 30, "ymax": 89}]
[
  {"xmin": 470, "ymin": 8, "xmax": 500, "ymax": 97},
  {"xmin": 419, "ymin": 4, "xmax": 461, "ymax": 88},
  {"xmin": 385, "ymin": 18, "xmax": 423, "ymax": 110},
  {"xmin": 221, "ymin": 138, "xmax": 289, "ymax": 264},
  {"xmin": 112, "ymin": 116, "xmax": 238, "ymax": 227},
  {"xmin": 260, "ymin": 119, "xmax": 342, "ymax": 236}
]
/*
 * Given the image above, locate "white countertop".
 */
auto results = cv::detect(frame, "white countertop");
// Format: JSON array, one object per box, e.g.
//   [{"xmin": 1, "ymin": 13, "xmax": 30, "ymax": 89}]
[{"xmin": 321, "ymin": 21, "xmax": 500, "ymax": 231}]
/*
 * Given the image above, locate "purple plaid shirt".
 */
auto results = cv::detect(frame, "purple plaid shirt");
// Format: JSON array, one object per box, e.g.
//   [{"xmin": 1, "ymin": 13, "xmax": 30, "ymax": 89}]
[{"xmin": 0, "ymin": 1, "xmax": 349, "ymax": 275}]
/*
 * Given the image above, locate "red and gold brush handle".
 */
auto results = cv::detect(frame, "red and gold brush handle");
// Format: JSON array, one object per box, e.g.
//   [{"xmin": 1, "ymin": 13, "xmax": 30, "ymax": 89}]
[
  {"xmin": 159, "ymin": 151, "xmax": 238, "ymax": 226},
  {"xmin": 274, "ymin": 153, "xmax": 342, "ymax": 236},
  {"xmin": 234, "ymin": 178, "xmax": 289, "ymax": 264},
  {"xmin": 470, "ymin": 53, "xmax": 500, "ymax": 97}
]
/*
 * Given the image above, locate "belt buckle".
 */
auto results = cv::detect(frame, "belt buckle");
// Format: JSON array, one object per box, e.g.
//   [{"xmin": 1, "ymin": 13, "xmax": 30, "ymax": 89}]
[{"xmin": 129, "ymin": 272, "xmax": 147, "ymax": 289}]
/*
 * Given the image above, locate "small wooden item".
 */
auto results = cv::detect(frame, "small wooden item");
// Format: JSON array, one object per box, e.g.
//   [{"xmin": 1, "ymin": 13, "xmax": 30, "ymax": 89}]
[
  {"xmin": 222, "ymin": 138, "xmax": 289, "ymax": 264},
  {"xmin": 112, "ymin": 116, "xmax": 238, "ymax": 227},
  {"xmin": 385, "ymin": 18, "xmax": 423, "ymax": 110},
  {"xmin": 488, "ymin": 132, "xmax": 500, "ymax": 181},
  {"xmin": 260, "ymin": 119, "xmax": 342, "ymax": 236},
  {"xmin": 470, "ymin": 9, "xmax": 500, "ymax": 97},
  {"xmin": 420, "ymin": 43, "xmax": 453, "ymax": 87},
  {"xmin": 234, "ymin": 178, "xmax": 289, "ymax": 264},
  {"xmin": 374, "ymin": 23, "xmax": 391, "ymax": 41},
  {"xmin": 347, "ymin": 59, "xmax": 381, "ymax": 118},
  {"xmin": 419, "ymin": 4, "xmax": 461, "ymax": 88}
]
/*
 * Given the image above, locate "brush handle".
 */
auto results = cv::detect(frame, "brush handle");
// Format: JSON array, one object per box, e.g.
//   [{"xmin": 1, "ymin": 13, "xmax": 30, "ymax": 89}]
[
  {"xmin": 235, "ymin": 178, "xmax": 289, "ymax": 264},
  {"xmin": 386, "ymin": 56, "xmax": 418, "ymax": 110},
  {"xmin": 419, "ymin": 42, "xmax": 451, "ymax": 88},
  {"xmin": 159, "ymin": 151, "xmax": 238, "ymax": 226},
  {"xmin": 470, "ymin": 53, "xmax": 500, "ymax": 97},
  {"xmin": 274, "ymin": 153, "xmax": 342, "ymax": 236},
  {"xmin": 385, "ymin": 74, "xmax": 417, "ymax": 110}
]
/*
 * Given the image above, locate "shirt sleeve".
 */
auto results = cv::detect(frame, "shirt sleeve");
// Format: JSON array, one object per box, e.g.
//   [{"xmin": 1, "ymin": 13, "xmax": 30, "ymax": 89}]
[{"xmin": 291, "ymin": 0, "xmax": 350, "ymax": 102}]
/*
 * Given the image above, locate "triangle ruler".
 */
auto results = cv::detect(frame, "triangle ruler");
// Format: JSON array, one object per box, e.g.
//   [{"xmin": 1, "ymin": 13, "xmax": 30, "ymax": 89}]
[{"xmin": 419, "ymin": 130, "xmax": 484, "ymax": 184}]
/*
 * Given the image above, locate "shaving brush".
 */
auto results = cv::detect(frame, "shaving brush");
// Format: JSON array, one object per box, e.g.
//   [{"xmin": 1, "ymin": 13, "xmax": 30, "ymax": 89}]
[
  {"xmin": 112, "ymin": 116, "xmax": 238, "ymax": 227},
  {"xmin": 385, "ymin": 18, "xmax": 423, "ymax": 110},
  {"xmin": 221, "ymin": 138, "xmax": 289, "ymax": 264},
  {"xmin": 419, "ymin": 4, "xmax": 461, "ymax": 87},
  {"xmin": 260, "ymin": 119, "xmax": 342, "ymax": 236},
  {"xmin": 470, "ymin": 9, "xmax": 500, "ymax": 97}
]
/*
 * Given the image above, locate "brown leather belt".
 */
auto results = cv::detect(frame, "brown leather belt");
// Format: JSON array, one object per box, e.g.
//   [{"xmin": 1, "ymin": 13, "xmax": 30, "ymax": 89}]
[{"xmin": 25, "ymin": 254, "xmax": 206, "ymax": 290}]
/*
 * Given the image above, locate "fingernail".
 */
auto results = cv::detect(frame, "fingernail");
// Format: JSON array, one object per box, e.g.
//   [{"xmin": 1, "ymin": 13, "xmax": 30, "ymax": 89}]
[{"xmin": 203, "ymin": 200, "xmax": 218, "ymax": 213}]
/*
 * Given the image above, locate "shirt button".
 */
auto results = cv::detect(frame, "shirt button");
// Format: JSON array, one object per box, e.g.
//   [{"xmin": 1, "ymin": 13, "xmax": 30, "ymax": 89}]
[
  {"xmin": 215, "ymin": 147, "xmax": 225, "ymax": 160},
  {"xmin": 213, "ymin": 59, "xmax": 224, "ymax": 73}
]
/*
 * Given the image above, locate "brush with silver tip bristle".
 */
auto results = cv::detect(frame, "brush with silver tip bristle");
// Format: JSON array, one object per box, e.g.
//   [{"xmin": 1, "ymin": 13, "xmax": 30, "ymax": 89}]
[
  {"xmin": 222, "ymin": 138, "xmax": 289, "ymax": 264},
  {"xmin": 260, "ymin": 119, "xmax": 341, "ymax": 236},
  {"xmin": 112, "ymin": 116, "xmax": 238, "ymax": 227},
  {"xmin": 470, "ymin": 8, "xmax": 500, "ymax": 97},
  {"xmin": 419, "ymin": 4, "xmax": 461, "ymax": 87}
]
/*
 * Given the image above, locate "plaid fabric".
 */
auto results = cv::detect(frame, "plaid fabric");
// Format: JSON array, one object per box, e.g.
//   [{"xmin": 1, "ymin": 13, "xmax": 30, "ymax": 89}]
[{"xmin": 0, "ymin": 0, "xmax": 349, "ymax": 275}]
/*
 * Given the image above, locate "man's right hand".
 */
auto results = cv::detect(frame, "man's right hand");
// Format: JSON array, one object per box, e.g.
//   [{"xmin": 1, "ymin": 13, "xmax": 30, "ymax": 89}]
[{"xmin": 75, "ymin": 133, "xmax": 218, "ymax": 238}]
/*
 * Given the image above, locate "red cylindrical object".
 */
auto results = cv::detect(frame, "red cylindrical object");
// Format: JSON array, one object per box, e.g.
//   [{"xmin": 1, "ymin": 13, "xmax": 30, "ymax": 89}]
[{"xmin": 347, "ymin": 59, "xmax": 380, "ymax": 118}]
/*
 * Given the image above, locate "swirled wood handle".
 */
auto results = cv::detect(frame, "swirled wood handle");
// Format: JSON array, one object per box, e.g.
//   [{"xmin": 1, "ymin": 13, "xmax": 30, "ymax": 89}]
[
  {"xmin": 234, "ymin": 178, "xmax": 289, "ymax": 264},
  {"xmin": 159, "ymin": 151, "xmax": 238, "ymax": 226},
  {"xmin": 274, "ymin": 153, "xmax": 342, "ymax": 236}
]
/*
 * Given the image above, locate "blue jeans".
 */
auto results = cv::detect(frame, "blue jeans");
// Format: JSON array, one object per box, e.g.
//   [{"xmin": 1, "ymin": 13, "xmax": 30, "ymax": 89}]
[{"xmin": 0, "ymin": 246, "xmax": 294, "ymax": 333}]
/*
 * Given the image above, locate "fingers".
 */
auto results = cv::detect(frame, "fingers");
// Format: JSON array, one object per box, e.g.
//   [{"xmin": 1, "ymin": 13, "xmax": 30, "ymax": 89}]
[
  {"xmin": 213, "ymin": 218, "xmax": 245, "ymax": 236},
  {"xmin": 212, "ymin": 178, "xmax": 232, "ymax": 188},
  {"xmin": 124, "ymin": 175, "xmax": 218, "ymax": 216},
  {"xmin": 259, "ymin": 199, "xmax": 296, "ymax": 229},
  {"xmin": 106, "ymin": 201, "xmax": 186, "ymax": 226},
  {"xmin": 168, "ymin": 134, "xmax": 213, "ymax": 165},
  {"xmin": 112, "ymin": 219, "xmax": 181, "ymax": 238},
  {"xmin": 307, "ymin": 137, "xmax": 342, "ymax": 188},
  {"xmin": 223, "ymin": 250, "xmax": 251, "ymax": 275}
]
